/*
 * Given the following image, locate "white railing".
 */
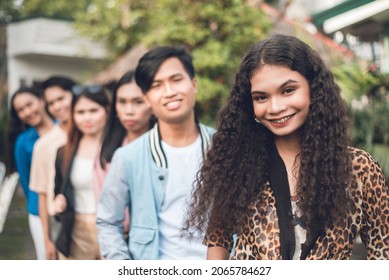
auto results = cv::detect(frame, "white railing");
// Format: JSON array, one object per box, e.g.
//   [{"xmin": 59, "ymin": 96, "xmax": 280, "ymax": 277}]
[{"xmin": 0, "ymin": 162, "xmax": 19, "ymax": 233}]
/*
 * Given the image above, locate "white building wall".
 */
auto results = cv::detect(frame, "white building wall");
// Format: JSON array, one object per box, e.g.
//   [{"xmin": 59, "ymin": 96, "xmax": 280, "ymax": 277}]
[
  {"xmin": 7, "ymin": 17, "xmax": 107, "ymax": 95},
  {"xmin": 381, "ymin": 36, "xmax": 389, "ymax": 73}
]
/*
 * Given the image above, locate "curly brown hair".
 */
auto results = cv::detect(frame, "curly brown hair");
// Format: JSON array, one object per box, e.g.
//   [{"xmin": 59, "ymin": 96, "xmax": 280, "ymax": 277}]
[{"xmin": 184, "ymin": 34, "xmax": 352, "ymax": 239}]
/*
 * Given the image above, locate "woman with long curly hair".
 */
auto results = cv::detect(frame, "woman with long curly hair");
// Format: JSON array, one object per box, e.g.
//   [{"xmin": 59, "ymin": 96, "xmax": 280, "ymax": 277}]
[{"xmin": 184, "ymin": 34, "xmax": 388, "ymax": 260}]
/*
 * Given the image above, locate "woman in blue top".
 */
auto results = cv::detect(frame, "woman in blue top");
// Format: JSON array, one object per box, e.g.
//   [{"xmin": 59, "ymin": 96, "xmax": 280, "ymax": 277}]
[{"xmin": 6, "ymin": 86, "xmax": 55, "ymax": 259}]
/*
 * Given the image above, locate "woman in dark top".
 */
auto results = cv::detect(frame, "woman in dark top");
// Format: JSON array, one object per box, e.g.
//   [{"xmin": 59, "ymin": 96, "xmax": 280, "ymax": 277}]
[{"xmin": 53, "ymin": 85, "xmax": 110, "ymax": 259}]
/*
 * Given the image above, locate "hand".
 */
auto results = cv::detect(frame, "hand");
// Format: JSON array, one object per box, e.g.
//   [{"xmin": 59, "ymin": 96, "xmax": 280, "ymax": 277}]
[
  {"xmin": 53, "ymin": 194, "xmax": 67, "ymax": 215},
  {"xmin": 45, "ymin": 240, "xmax": 58, "ymax": 260}
]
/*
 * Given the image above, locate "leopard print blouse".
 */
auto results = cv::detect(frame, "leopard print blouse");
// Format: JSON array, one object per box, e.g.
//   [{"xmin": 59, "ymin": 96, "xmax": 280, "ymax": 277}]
[{"xmin": 205, "ymin": 147, "xmax": 389, "ymax": 260}]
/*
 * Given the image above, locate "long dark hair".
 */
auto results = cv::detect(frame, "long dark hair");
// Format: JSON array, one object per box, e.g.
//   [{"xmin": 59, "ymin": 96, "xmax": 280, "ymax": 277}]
[
  {"xmin": 184, "ymin": 34, "xmax": 352, "ymax": 238},
  {"xmin": 99, "ymin": 70, "xmax": 155, "ymax": 168},
  {"xmin": 6, "ymin": 86, "xmax": 44, "ymax": 174},
  {"xmin": 61, "ymin": 85, "xmax": 111, "ymax": 175}
]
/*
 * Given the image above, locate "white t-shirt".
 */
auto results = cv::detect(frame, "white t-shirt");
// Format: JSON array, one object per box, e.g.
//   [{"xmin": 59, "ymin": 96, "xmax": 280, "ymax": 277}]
[
  {"xmin": 291, "ymin": 199, "xmax": 307, "ymax": 260},
  {"xmin": 70, "ymin": 156, "xmax": 96, "ymax": 214},
  {"xmin": 158, "ymin": 136, "xmax": 207, "ymax": 260}
]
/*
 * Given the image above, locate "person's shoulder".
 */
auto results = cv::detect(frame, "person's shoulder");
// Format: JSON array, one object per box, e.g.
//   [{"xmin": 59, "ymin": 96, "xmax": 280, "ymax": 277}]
[
  {"xmin": 15, "ymin": 127, "xmax": 36, "ymax": 147},
  {"xmin": 199, "ymin": 123, "xmax": 216, "ymax": 135},
  {"xmin": 348, "ymin": 146, "xmax": 375, "ymax": 163},
  {"xmin": 34, "ymin": 125, "xmax": 66, "ymax": 151},
  {"xmin": 110, "ymin": 132, "xmax": 150, "ymax": 168},
  {"xmin": 119, "ymin": 131, "xmax": 150, "ymax": 154},
  {"xmin": 17, "ymin": 127, "xmax": 36, "ymax": 139},
  {"xmin": 15, "ymin": 131, "xmax": 27, "ymax": 145},
  {"xmin": 41, "ymin": 124, "xmax": 65, "ymax": 140},
  {"xmin": 55, "ymin": 145, "xmax": 65, "ymax": 158},
  {"xmin": 127, "ymin": 130, "xmax": 150, "ymax": 148},
  {"xmin": 348, "ymin": 146, "xmax": 382, "ymax": 175}
]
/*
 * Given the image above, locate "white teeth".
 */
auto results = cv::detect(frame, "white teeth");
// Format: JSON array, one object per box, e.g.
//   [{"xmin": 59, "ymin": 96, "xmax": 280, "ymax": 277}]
[{"xmin": 273, "ymin": 115, "xmax": 292, "ymax": 124}]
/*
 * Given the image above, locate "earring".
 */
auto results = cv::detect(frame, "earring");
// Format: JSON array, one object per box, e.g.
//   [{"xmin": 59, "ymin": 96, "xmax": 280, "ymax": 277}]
[{"xmin": 254, "ymin": 117, "xmax": 261, "ymax": 124}]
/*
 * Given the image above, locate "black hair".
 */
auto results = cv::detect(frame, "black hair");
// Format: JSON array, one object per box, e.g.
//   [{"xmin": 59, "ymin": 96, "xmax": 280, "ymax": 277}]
[
  {"xmin": 41, "ymin": 75, "xmax": 77, "ymax": 93},
  {"xmin": 135, "ymin": 46, "xmax": 195, "ymax": 93},
  {"xmin": 100, "ymin": 71, "xmax": 135, "ymax": 166},
  {"xmin": 41, "ymin": 76, "xmax": 76, "ymax": 92},
  {"xmin": 61, "ymin": 85, "xmax": 111, "ymax": 176},
  {"xmin": 6, "ymin": 86, "xmax": 44, "ymax": 174},
  {"xmin": 185, "ymin": 34, "xmax": 352, "ymax": 238}
]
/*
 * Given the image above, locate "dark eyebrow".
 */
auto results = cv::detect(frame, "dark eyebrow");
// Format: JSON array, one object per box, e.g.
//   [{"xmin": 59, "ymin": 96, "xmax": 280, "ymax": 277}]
[
  {"xmin": 168, "ymin": 73, "xmax": 184, "ymax": 81},
  {"xmin": 152, "ymin": 73, "xmax": 183, "ymax": 83},
  {"xmin": 251, "ymin": 79, "xmax": 298, "ymax": 95},
  {"xmin": 280, "ymin": 79, "xmax": 298, "ymax": 88}
]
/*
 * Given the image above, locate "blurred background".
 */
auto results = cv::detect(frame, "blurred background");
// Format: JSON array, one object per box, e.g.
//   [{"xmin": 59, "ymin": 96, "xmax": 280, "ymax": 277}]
[{"xmin": 0, "ymin": 0, "xmax": 388, "ymax": 259}]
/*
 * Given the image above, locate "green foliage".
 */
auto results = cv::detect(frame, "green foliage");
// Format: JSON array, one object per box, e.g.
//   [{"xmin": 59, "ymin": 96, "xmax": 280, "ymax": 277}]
[
  {"xmin": 74, "ymin": 0, "xmax": 152, "ymax": 59},
  {"xmin": 6, "ymin": 0, "xmax": 271, "ymax": 124},
  {"xmin": 72, "ymin": 0, "xmax": 271, "ymax": 123},
  {"xmin": 332, "ymin": 62, "xmax": 379, "ymax": 103},
  {"xmin": 143, "ymin": 0, "xmax": 270, "ymax": 77},
  {"xmin": 195, "ymin": 76, "xmax": 228, "ymax": 126},
  {"xmin": 19, "ymin": 0, "xmax": 90, "ymax": 19},
  {"xmin": 333, "ymin": 63, "xmax": 389, "ymax": 178},
  {"xmin": 347, "ymin": 71, "xmax": 389, "ymax": 147},
  {"xmin": 146, "ymin": 0, "xmax": 271, "ymax": 123},
  {"xmin": 368, "ymin": 144, "xmax": 389, "ymax": 181},
  {"xmin": 3, "ymin": 0, "xmax": 272, "ymax": 123},
  {"xmin": 0, "ymin": 0, "xmax": 20, "ymax": 23}
]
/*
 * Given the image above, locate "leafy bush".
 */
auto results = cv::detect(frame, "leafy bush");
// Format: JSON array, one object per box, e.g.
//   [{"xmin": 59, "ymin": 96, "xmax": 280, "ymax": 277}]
[{"xmin": 333, "ymin": 63, "xmax": 389, "ymax": 178}]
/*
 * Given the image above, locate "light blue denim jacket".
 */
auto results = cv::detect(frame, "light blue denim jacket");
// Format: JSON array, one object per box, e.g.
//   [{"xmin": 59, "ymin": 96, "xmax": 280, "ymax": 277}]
[{"xmin": 96, "ymin": 123, "xmax": 215, "ymax": 260}]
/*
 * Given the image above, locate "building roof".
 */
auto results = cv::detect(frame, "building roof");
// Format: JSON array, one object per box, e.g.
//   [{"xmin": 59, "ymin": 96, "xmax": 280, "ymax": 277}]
[
  {"xmin": 90, "ymin": 44, "xmax": 147, "ymax": 85},
  {"xmin": 312, "ymin": 0, "xmax": 389, "ymax": 42},
  {"xmin": 261, "ymin": 2, "xmax": 354, "ymax": 66}
]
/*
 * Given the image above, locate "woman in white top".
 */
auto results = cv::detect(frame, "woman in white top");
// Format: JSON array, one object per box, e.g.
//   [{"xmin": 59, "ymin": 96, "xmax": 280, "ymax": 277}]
[{"xmin": 53, "ymin": 85, "xmax": 110, "ymax": 259}]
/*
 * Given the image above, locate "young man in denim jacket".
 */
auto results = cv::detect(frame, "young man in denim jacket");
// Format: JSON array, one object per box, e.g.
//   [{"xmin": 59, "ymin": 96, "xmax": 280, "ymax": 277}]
[{"xmin": 96, "ymin": 46, "xmax": 215, "ymax": 260}]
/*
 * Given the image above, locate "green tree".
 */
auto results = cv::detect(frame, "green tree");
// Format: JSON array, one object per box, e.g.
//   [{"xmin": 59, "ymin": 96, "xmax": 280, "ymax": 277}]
[
  {"xmin": 14, "ymin": 0, "xmax": 272, "ymax": 124},
  {"xmin": 332, "ymin": 62, "xmax": 379, "ymax": 103},
  {"xmin": 333, "ymin": 63, "xmax": 389, "ymax": 178},
  {"xmin": 18, "ymin": 0, "xmax": 90, "ymax": 20},
  {"xmin": 73, "ymin": 0, "xmax": 272, "ymax": 124}
]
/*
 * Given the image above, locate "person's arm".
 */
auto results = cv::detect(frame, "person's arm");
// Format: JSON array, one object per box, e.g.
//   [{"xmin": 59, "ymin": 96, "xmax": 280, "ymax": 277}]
[
  {"xmin": 53, "ymin": 148, "xmax": 68, "ymax": 215},
  {"xmin": 204, "ymin": 228, "xmax": 233, "ymax": 260},
  {"xmin": 14, "ymin": 136, "xmax": 30, "ymax": 198},
  {"xmin": 30, "ymin": 143, "xmax": 58, "ymax": 259},
  {"xmin": 53, "ymin": 148, "xmax": 63, "ymax": 198},
  {"xmin": 39, "ymin": 193, "xmax": 57, "ymax": 259},
  {"xmin": 207, "ymin": 246, "xmax": 229, "ymax": 260},
  {"xmin": 360, "ymin": 152, "xmax": 389, "ymax": 259},
  {"xmin": 96, "ymin": 149, "xmax": 131, "ymax": 259}
]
